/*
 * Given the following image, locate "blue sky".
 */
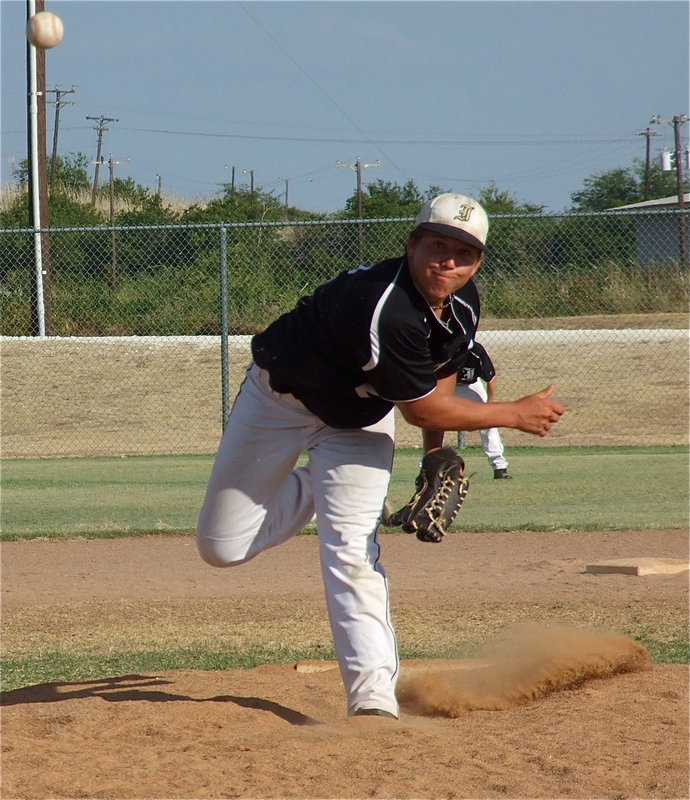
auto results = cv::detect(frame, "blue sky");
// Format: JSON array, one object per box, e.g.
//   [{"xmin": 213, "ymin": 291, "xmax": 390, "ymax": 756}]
[{"xmin": 2, "ymin": 0, "xmax": 688, "ymax": 213}]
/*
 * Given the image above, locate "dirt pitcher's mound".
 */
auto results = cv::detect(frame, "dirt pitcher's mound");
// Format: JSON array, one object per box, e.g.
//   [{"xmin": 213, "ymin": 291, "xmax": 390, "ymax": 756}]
[
  {"xmin": 1, "ymin": 631, "xmax": 686, "ymax": 799},
  {"xmin": 2, "ymin": 530, "xmax": 688, "ymax": 798}
]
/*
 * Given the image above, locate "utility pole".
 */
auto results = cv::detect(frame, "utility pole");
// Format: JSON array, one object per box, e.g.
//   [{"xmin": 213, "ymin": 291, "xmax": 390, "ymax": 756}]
[
  {"xmin": 337, "ymin": 158, "xmax": 380, "ymax": 262},
  {"xmin": 637, "ymin": 127, "xmax": 660, "ymax": 201},
  {"xmin": 46, "ymin": 84, "xmax": 76, "ymax": 188},
  {"xmin": 651, "ymin": 114, "xmax": 688, "ymax": 266},
  {"xmin": 224, "ymin": 164, "xmax": 236, "ymax": 194},
  {"xmin": 93, "ymin": 154, "xmax": 130, "ymax": 291},
  {"xmin": 86, "ymin": 114, "xmax": 118, "ymax": 205},
  {"xmin": 337, "ymin": 157, "xmax": 381, "ymax": 217}
]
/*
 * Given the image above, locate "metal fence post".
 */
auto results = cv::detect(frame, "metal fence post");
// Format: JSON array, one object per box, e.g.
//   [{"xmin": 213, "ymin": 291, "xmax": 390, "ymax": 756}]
[{"xmin": 219, "ymin": 224, "xmax": 230, "ymax": 430}]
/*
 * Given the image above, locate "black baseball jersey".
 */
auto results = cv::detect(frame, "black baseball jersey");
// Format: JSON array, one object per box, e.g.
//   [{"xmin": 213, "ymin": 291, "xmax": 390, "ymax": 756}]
[
  {"xmin": 456, "ymin": 341, "xmax": 495, "ymax": 385},
  {"xmin": 251, "ymin": 256, "xmax": 481, "ymax": 428}
]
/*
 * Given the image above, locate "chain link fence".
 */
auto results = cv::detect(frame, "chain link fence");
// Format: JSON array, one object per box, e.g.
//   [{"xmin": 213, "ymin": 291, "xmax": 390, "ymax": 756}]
[{"xmin": 1, "ymin": 210, "xmax": 688, "ymax": 457}]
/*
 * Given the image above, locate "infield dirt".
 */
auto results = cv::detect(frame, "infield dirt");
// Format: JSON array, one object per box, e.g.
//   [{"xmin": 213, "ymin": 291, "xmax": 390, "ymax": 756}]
[{"xmin": 2, "ymin": 528, "xmax": 688, "ymax": 799}]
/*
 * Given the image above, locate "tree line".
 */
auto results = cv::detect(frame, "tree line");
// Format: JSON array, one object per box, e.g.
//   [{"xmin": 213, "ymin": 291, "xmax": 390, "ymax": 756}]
[{"xmin": 1, "ymin": 151, "xmax": 686, "ymax": 230}]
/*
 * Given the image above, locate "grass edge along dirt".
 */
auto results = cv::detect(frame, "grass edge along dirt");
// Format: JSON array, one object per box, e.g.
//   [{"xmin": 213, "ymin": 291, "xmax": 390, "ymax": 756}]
[
  {"xmin": 1, "ymin": 446, "xmax": 687, "ymax": 540},
  {"xmin": 1, "ymin": 634, "xmax": 687, "ymax": 693}
]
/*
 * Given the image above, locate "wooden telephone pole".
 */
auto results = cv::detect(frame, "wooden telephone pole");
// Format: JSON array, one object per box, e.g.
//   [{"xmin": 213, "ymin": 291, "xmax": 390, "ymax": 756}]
[
  {"xmin": 651, "ymin": 115, "xmax": 688, "ymax": 266},
  {"xmin": 86, "ymin": 114, "xmax": 118, "ymax": 204},
  {"xmin": 336, "ymin": 158, "xmax": 380, "ymax": 262},
  {"xmin": 92, "ymin": 154, "xmax": 131, "ymax": 291},
  {"xmin": 47, "ymin": 85, "xmax": 76, "ymax": 187}
]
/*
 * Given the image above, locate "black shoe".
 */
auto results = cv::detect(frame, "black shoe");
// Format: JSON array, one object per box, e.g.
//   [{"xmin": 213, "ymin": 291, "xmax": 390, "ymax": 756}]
[
  {"xmin": 353, "ymin": 708, "xmax": 398, "ymax": 719},
  {"xmin": 493, "ymin": 468, "xmax": 512, "ymax": 480}
]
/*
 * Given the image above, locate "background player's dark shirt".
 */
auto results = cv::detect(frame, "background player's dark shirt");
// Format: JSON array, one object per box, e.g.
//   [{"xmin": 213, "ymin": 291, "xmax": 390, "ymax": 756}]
[
  {"xmin": 251, "ymin": 256, "xmax": 482, "ymax": 428},
  {"xmin": 456, "ymin": 341, "xmax": 496, "ymax": 385}
]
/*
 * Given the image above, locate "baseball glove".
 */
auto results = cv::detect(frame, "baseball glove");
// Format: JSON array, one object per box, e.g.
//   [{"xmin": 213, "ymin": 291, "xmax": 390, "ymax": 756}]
[{"xmin": 381, "ymin": 447, "xmax": 470, "ymax": 543}]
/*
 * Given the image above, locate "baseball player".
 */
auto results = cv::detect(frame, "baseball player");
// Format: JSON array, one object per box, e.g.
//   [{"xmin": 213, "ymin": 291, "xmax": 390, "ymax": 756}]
[
  {"xmin": 455, "ymin": 342, "xmax": 512, "ymax": 479},
  {"xmin": 196, "ymin": 193, "xmax": 563, "ymax": 720}
]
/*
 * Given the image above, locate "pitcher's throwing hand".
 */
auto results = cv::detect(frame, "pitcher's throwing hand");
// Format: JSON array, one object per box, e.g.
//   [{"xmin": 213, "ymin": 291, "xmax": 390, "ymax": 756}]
[{"xmin": 515, "ymin": 385, "xmax": 565, "ymax": 436}]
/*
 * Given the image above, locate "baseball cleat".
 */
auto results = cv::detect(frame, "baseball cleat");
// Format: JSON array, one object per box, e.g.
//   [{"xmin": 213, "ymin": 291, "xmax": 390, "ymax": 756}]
[{"xmin": 353, "ymin": 708, "xmax": 398, "ymax": 719}]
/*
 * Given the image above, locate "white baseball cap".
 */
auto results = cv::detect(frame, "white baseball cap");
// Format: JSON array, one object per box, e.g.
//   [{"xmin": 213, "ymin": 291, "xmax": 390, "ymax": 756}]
[{"xmin": 414, "ymin": 193, "xmax": 489, "ymax": 252}]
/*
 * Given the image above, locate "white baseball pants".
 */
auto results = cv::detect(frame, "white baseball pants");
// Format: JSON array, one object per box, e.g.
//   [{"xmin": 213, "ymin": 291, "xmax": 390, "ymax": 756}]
[
  {"xmin": 454, "ymin": 380, "xmax": 509, "ymax": 470},
  {"xmin": 196, "ymin": 362, "xmax": 399, "ymax": 718}
]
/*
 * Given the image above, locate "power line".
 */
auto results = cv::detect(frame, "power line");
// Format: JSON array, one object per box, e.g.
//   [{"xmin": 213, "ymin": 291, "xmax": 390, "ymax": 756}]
[
  {"xmin": 116, "ymin": 125, "xmax": 636, "ymax": 147},
  {"xmin": 236, "ymin": 2, "xmax": 404, "ymax": 175}
]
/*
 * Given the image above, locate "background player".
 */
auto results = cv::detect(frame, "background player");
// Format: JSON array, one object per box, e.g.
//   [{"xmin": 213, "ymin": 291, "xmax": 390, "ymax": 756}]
[
  {"xmin": 455, "ymin": 342, "xmax": 512, "ymax": 479},
  {"xmin": 196, "ymin": 193, "xmax": 563, "ymax": 720}
]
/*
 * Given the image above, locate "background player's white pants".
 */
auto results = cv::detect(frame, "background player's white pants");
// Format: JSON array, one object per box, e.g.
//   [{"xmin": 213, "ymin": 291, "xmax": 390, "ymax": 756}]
[
  {"xmin": 196, "ymin": 362, "xmax": 399, "ymax": 718},
  {"xmin": 454, "ymin": 380, "xmax": 509, "ymax": 471}
]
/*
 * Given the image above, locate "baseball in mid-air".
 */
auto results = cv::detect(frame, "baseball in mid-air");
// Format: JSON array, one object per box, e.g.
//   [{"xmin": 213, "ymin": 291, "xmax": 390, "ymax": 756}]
[{"xmin": 26, "ymin": 11, "xmax": 64, "ymax": 49}]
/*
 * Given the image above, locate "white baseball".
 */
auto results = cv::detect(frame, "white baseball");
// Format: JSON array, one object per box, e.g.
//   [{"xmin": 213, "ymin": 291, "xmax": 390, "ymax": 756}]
[{"xmin": 26, "ymin": 11, "xmax": 64, "ymax": 49}]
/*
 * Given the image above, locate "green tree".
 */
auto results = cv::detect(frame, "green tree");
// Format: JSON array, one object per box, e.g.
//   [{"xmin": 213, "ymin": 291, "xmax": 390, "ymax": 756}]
[
  {"xmin": 97, "ymin": 176, "xmax": 153, "ymax": 207},
  {"xmin": 183, "ymin": 185, "xmax": 286, "ymax": 224},
  {"xmin": 570, "ymin": 167, "xmax": 640, "ymax": 211},
  {"xmin": 341, "ymin": 179, "xmax": 444, "ymax": 219},
  {"xmin": 476, "ymin": 182, "xmax": 544, "ymax": 215},
  {"xmin": 116, "ymin": 192, "xmax": 181, "ymax": 226},
  {"xmin": 634, "ymin": 158, "xmax": 686, "ymax": 200},
  {"xmin": 570, "ymin": 159, "xmax": 688, "ymax": 211},
  {"xmin": 16, "ymin": 152, "xmax": 91, "ymax": 192},
  {"xmin": 0, "ymin": 184, "xmax": 105, "ymax": 228}
]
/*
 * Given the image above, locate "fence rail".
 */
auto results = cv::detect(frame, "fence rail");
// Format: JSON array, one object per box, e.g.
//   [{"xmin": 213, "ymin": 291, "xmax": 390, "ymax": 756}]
[{"xmin": 1, "ymin": 211, "xmax": 688, "ymax": 457}]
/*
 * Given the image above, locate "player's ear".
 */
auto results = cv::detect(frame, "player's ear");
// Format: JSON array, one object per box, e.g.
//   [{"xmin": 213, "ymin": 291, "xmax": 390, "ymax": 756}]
[
  {"xmin": 406, "ymin": 228, "xmax": 423, "ymax": 259},
  {"xmin": 469, "ymin": 252, "xmax": 484, "ymax": 276}
]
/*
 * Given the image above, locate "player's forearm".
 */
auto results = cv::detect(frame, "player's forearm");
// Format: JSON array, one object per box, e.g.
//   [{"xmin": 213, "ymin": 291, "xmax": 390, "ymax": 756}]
[
  {"xmin": 403, "ymin": 395, "xmax": 516, "ymax": 431},
  {"xmin": 398, "ymin": 385, "xmax": 563, "ymax": 437},
  {"xmin": 421, "ymin": 428, "xmax": 446, "ymax": 453}
]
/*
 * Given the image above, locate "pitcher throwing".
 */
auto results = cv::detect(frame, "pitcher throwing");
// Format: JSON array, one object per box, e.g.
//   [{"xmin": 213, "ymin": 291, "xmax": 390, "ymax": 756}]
[{"xmin": 196, "ymin": 193, "xmax": 564, "ymax": 720}]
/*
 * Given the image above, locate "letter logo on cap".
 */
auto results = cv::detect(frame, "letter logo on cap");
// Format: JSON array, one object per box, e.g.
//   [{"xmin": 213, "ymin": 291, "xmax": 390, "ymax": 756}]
[{"xmin": 454, "ymin": 204, "xmax": 474, "ymax": 223}]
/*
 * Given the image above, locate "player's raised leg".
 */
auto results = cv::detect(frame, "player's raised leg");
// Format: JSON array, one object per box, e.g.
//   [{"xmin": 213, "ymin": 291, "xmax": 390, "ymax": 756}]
[{"xmin": 196, "ymin": 363, "xmax": 318, "ymax": 566}]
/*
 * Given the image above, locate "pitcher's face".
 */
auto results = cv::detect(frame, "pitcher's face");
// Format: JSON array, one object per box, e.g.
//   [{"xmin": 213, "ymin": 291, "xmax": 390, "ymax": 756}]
[{"xmin": 406, "ymin": 231, "xmax": 483, "ymax": 306}]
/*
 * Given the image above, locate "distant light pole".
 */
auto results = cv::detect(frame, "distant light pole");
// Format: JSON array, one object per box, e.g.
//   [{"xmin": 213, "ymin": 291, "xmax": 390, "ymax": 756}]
[
  {"xmin": 242, "ymin": 168, "xmax": 255, "ymax": 203},
  {"xmin": 278, "ymin": 177, "xmax": 289, "ymax": 220}
]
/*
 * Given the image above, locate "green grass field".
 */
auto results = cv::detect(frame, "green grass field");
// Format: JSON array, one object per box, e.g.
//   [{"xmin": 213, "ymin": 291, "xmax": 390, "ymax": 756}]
[
  {"xmin": 1, "ymin": 446, "xmax": 688, "ymax": 540},
  {"xmin": 2, "ymin": 445, "xmax": 688, "ymax": 691}
]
